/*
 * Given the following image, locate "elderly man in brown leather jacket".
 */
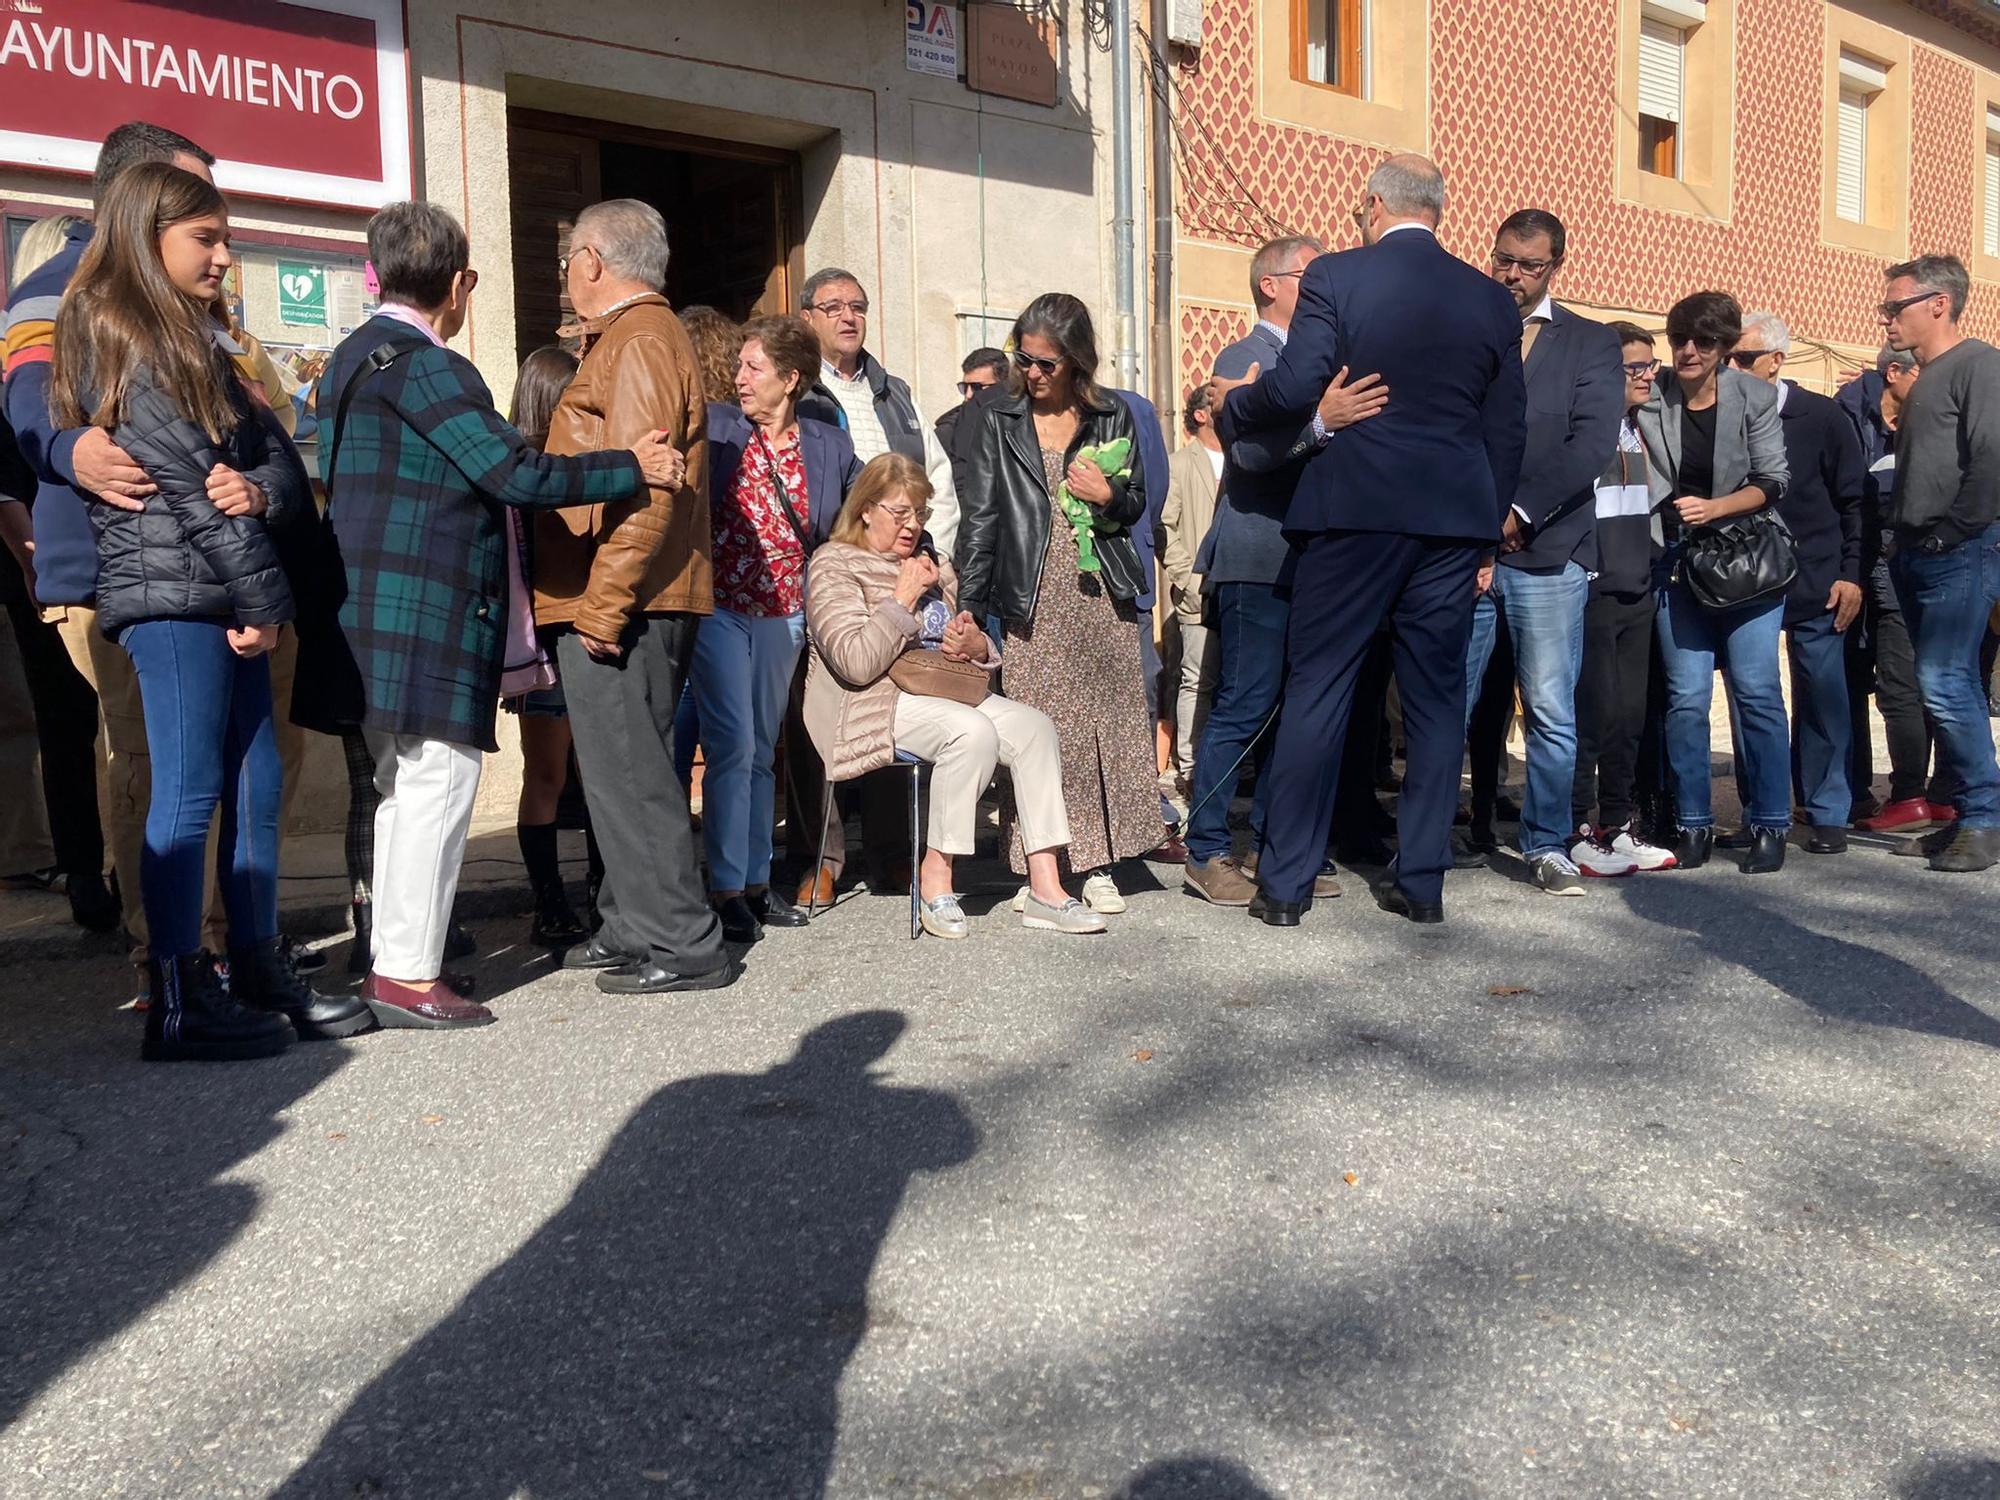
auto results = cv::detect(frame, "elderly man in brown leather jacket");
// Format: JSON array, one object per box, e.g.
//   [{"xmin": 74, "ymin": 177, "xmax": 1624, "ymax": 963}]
[{"xmin": 536, "ymin": 199, "xmax": 734, "ymax": 994}]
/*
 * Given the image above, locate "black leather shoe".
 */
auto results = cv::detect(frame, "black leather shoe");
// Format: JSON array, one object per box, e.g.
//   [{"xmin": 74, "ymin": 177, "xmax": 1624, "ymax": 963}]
[
  {"xmin": 1464, "ymin": 822, "xmax": 1499, "ymax": 854},
  {"xmin": 280, "ymin": 933, "xmax": 329, "ymax": 975},
  {"xmin": 715, "ymin": 894, "xmax": 764, "ymax": 945},
  {"xmin": 1805, "ymin": 825, "xmax": 1849, "ymax": 854},
  {"xmin": 529, "ymin": 895, "xmax": 590, "ymax": 949},
  {"xmin": 1929, "ymin": 826, "xmax": 2000, "ymax": 873},
  {"xmin": 596, "ymin": 959, "xmax": 741, "ymax": 995},
  {"xmin": 142, "ymin": 954, "xmax": 294, "ymax": 1062},
  {"xmin": 1248, "ymin": 891, "xmax": 1307, "ymax": 926},
  {"xmin": 1449, "ymin": 835, "xmax": 1489, "ymax": 870},
  {"xmin": 228, "ymin": 937, "xmax": 376, "ymax": 1041},
  {"xmin": 1715, "ymin": 828, "xmax": 1754, "ymax": 850},
  {"xmin": 444, "ymin": 923, "xmax": 478, "ymax": 962},
  {"xmin": 1675, "ymin": 828, "xmax": 1714, "ymax": 869},
  {"xmin": 1374, "ymin": 883, "xmax": 1444, "ymax": 924},
  {"xmin": 1741, "ymin": 826, "xmax": 1787, "ymax": 874},
  {"xmin": 1336, "ymin": 836, "xmax": 1396, "ymax": 867},
  {"xmin": 748, "ymin": 888, "xmax": 810, "ymax": 928},
  {"xmin": 562, "ymin": 933, "xmax": 639, "ymax": 970}
]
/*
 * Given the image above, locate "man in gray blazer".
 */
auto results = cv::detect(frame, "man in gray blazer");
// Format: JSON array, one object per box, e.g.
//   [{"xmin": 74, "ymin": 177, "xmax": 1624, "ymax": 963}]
[{"xmin": 1460, "ymin": 210, "xmax": 1626, "ymax": 895}]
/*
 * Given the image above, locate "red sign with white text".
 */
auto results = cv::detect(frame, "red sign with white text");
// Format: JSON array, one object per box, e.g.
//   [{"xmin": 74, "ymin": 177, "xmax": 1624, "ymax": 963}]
[{"xmin": 0, "ymin": 0, "xmax": 410, "ymax": 209}]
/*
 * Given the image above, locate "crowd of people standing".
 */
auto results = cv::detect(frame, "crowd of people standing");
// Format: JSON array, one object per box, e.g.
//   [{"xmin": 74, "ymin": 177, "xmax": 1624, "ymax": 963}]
[{"xmin": 3, "ymin": 125, "xmax": 1998, "ymax": 1062}]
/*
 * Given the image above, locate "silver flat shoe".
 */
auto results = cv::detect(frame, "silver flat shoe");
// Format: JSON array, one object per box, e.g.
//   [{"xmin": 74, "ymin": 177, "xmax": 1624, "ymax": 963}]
[
  {"xmin": 1020, "ymin": 893, "xmax": 1107, "ymax": 934},
  {"xmin": 919, "ymin": 893, "xmax": 969, "ymax": 940}
]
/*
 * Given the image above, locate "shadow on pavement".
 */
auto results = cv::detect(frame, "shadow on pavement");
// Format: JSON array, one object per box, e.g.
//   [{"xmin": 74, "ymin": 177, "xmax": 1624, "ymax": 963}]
[
  {"xmin": 0, "ymin": 1034, "xmax": 349, "ymax": 1432},
  {"xmin": 1115, "ymin": 1454, "xmax": 1279, "ymax": 1498},
  {"xmin": 271, "ymin": 1009, "xmax": 976, "ymax": 1499},
  {"xmin": 1617, "ymin": 874, "xmax": 2000, "ymax": 1049},
  {"xmin": 1899, "ymin": 1457, "xmax": 2000, "ymax": 1499}
]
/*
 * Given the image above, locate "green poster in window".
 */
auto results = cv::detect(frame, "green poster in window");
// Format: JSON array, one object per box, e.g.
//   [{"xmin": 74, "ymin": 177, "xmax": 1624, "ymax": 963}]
[{"xmin": 277, "ymin": 263, "xmax": 327, "ymax": 327}]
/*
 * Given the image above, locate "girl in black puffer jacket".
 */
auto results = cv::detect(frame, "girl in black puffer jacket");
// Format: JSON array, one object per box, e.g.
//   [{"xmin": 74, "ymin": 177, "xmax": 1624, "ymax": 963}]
[{"xmin": 50, "ymin": 161, "xmax": 372, "ymax": 1060}]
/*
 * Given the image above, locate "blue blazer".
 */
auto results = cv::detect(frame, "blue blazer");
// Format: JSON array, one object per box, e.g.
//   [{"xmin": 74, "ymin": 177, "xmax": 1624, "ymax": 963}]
[
  {"xmin": 1197, "ymin": 319, "xmax": 1311, "ymax": 587},
  {"xmin": 706, "ymin": 402, "xmax": 861, "ymax": 549},
  {"xmin": 1507, "ymin": 302, "xmax": 1625, "ymax": 572},
  {"xmin": 1220, "ymin": 228, "xmax": 1527, "ymax": 544}
]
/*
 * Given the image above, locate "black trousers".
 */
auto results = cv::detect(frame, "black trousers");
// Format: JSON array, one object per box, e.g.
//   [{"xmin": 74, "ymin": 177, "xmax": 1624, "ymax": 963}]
[
  {"xmin": 1466, "ymin": 615, "xmax": 1514, "ymax": 824},
  {"xmin": 1867, "ymin": 561, "xmax": 1950, "ymax": 802},
  {"xmin": 559, "ymin": 616, "xmax": 725, "ymax": 974},
  {"xmin": 1572, "ymin": 589, "xmax": 1653, "ymax": 830},
  {"xmin": 0, "ymin": 548, "xmax": 104, "ymax": 877}
]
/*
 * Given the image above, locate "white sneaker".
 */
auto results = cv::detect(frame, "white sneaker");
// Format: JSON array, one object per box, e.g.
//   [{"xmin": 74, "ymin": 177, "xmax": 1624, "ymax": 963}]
[
  {"xmin": 1568, "ymin": 826, "xmax": 1640, "ymax": 879},
  {"xmin": 1011, "ymin": 883, "xmax": 1030, "ymax": 913},
  {"xmin": 1607, "ymin": 823, "xmax": 1679, "ymax": 872},
  {"xmin": 1020, "ymin": 893, "xmax": 1107, "ymax": 934},
  {"xmin": 1081, "ymin": 872, "xmax": 1127, "ymax": 914},
  {"xmin": 1530, "ymin": 851, "xmax": 1588, "ymax": 895}
]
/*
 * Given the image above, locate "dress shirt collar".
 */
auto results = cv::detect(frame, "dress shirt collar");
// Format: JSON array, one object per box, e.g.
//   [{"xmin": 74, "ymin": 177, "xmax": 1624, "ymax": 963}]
[{"xmin": 1256, "ymin": 318, "xmax": 1289, "ymax": 347}]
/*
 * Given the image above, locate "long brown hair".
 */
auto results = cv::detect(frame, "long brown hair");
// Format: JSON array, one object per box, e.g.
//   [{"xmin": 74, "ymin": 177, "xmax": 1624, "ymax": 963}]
[
  {"xmin": 679, "ymin": 304, "xmax": 741, "ymax": 406},
  {"xmin": 50, "ymin": 162, "xmax": 240, "ymax": 443},
  {"xmin": 1006, "ymin": 291, "xmax": 1112, "ymax": 413},
  {"xmin": 508, "ymin": 345, "xmax": 579, "ymax": 451}
]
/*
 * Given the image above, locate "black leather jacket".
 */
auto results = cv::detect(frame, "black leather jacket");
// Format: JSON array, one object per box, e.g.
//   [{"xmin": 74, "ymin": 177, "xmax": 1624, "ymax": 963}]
[
  {"xmin": 88, "ymin": 365, "xmax": 308, "ymax": 637},
  {"xmin": 956, "ymin": 388, "xmax": 1146, "ymax": 625}
]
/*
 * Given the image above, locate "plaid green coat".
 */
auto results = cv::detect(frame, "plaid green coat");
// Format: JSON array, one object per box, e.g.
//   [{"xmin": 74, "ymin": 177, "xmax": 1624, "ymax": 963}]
[{"xmin": 309, "ymin": 316, "xmax": 643, "ymax": 751}]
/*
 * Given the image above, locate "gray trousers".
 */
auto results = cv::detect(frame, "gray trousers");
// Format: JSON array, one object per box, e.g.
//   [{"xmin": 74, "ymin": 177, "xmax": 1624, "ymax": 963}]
[{"xmin": 558, "ymin": 616, "xmax": 725, "ymax": 975}]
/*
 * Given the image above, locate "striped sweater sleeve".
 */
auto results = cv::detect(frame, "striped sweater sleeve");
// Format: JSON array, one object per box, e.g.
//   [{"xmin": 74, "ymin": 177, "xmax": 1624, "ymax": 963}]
[{"xmin": 3, "ymin": 273, "xmax": 84, "ymax": 488}]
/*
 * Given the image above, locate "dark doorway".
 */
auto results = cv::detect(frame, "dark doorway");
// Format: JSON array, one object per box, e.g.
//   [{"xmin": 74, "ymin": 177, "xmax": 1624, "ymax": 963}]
[{"xmin": 506, "ymin": 107, "xmax": 802, "ymax": 366}]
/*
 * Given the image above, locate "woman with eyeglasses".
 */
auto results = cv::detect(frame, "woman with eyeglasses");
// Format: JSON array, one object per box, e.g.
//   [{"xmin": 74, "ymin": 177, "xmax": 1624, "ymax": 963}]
[
  {"xmin": 957, "ymin": 292, "xmax": 1159, "ymax": 914},
  {"xmin": 1633, "ymin": 291, "xmax": 1792, "ymax": 872},
  {"xmin": 692, "ymin": 315, "xmax": 859, "ymax": 945}
]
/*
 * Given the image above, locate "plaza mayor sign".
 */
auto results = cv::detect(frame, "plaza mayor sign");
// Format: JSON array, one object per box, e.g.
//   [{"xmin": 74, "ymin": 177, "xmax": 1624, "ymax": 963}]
[{"xmin": 0, "ymin": 0, "xmax": 411, "ymax": 209}]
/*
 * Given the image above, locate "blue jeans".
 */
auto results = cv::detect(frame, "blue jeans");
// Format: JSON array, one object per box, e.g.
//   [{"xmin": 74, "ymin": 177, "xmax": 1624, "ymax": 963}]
[
  {"xmin": 1656, "ymin": 580, "xmax": 1790, "ymax": 829},
  {"xmin": 1184, "ymin": 582, "xmax": 1289, "ymax": 863},
  {"xmin": 1462, "ymin": 561, "xmax": 1589, "ymax": 859},
  {"xmin": 1891, "ymin": 522, "xmax": 2000, "ymax": 826},
  {"xmin": 120, "ymin": 619, "xmax": 281, "ymax": 957},
  {"xmin": 1785, "ymin": 610, "xmax": 1854, "ymax": 828},
  {"xmin": 688, "ymin": 607, "xmax": 806, "ymax": 891}
]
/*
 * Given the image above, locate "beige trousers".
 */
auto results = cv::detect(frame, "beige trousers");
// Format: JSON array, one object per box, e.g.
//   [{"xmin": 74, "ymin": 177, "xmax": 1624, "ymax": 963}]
[
  {"xmin": 49, "ymin": 608, "xmax": 305, "ymax": 963},
  {"xmin": 891, "ymin": 692, "xmax": 1070, "ymax": 858}
]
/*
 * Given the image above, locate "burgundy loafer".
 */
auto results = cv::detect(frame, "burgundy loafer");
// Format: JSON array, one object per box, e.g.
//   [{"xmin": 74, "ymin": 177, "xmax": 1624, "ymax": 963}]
[{"xmin": 362, "ymin": 974, "xmax": 496, "ymax": 1030}]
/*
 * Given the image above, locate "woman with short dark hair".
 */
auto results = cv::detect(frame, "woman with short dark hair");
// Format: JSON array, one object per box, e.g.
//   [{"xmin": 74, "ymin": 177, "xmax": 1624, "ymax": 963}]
[
  {"xmin": 957, "ymin": 292, "xmax": 1158, "ymax": 913},
  {"xmin": 1635, "ymin": 291, "xmax": 1792, "ymax": 871},
  {"xmin": 689, "ymin": 314, "xmax": 859, "ymax": 945}
]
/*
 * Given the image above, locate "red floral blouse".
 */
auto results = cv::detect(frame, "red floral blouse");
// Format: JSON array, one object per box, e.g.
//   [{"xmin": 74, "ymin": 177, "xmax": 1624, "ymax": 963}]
[{"xmin": 713, "ymin": 430, "xmax": 811, "ymax": 617}]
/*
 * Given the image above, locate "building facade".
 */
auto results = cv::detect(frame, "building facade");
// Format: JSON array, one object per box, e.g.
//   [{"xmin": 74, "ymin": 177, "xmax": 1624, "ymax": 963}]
[{"xmin": 1168, "ymin": 0, "xmax": 2000, "ymax": 395}]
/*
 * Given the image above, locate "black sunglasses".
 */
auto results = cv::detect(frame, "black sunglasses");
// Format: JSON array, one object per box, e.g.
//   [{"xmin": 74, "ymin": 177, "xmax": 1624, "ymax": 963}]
[
  {"xmin": 1728, "ymin": 349, "xmax": 1773, "ymax": 367},
  {"xmin": 1878, "ymin": 290, "xmax": 1941, "ymax": 321},
  {"xmin": 1011, "ymin": 349, "xmax": 1062, "ymax": 377}
]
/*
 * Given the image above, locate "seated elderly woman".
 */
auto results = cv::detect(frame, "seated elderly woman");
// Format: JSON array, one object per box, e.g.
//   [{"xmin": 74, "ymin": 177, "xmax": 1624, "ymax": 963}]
[{"xmin": 803, "ymin": 452, "xmax": 1104, "ymax": 937}]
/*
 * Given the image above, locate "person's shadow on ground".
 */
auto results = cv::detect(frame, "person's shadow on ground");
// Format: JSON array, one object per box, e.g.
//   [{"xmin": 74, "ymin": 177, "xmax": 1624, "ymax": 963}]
[
  {"xmin": 1114, "ymin": 1454, "xmax": 1279, "ymax": 1498},
  {"xmin": 273, "ymin": 1009, "xmax": 976, "ymax": 1499}
]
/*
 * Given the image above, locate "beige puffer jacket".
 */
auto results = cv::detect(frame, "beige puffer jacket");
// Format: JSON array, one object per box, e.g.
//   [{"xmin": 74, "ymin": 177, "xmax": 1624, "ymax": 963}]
[{"xmin": 803, "ymin": 541, "xmax": 961, "ymax": 782}]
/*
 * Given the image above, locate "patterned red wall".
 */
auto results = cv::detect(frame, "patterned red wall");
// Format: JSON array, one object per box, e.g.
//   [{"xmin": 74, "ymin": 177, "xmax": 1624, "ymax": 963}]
[{"xmin": 1174, "ymin": 0, "xmax": 2000, "ymax": 388}]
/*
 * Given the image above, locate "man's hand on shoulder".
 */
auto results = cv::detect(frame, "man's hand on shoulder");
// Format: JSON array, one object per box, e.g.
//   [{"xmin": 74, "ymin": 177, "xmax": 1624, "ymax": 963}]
[{"xmin": 71, "ymin": 428, "xmax": 154, "ymax": 511}]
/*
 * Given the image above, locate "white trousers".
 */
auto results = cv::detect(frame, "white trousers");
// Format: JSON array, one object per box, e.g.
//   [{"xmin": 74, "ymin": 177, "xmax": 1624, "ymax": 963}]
[
  {"xmin": 364, "ymin": 729, "xmax": 483, "ymax": 982},
  {"xmin": 892, "ymin": 693, "xmax": 1070, "ymax": 858}
]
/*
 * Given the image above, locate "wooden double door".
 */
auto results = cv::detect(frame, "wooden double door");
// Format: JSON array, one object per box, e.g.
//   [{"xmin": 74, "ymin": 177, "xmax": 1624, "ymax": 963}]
[{"xmin": 506, "ymin": 108, "xmax": 803, "ymax": 366}]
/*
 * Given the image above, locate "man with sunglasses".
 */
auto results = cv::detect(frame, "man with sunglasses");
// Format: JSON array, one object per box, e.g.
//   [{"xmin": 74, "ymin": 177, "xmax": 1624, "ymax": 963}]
[
  {"xmin": 1726, "ymin": 312, "xmax": 1866, "ymax": 855},
  {"xmin": 1877, "ymin": 254, "xmax": 2000, "ymax": 871},
  {"xmin": 1460, "ymin": 210, "xmax": 1625, "ymax": 896},
  {"xmin": 796, "ymin": 267, "xmax": 961, "ymax": 559},
  {"xmin": 933, "ymin": 347, "xmax": 1008, "ymax": 487}
]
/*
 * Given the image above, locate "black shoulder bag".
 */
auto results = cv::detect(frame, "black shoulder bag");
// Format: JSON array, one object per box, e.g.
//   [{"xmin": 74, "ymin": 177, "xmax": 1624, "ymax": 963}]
[{"xmin": 1679, "ymin": 507, "xmax": 1797, "ymax": 611}]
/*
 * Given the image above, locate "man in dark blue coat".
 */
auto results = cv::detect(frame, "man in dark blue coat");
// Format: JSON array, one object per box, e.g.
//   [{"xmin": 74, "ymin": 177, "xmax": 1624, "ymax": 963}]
[
  {"xmin": 1460, "ymin": 210, "xmax": 1625, "ymax": 895},
  {"xmin": 1217, "ymin": 154, "xmax": 1526, "ymax": 925},
  {"xmin": 1731, "ymin": 312, "xmax": 1867, "ymax": 850}
]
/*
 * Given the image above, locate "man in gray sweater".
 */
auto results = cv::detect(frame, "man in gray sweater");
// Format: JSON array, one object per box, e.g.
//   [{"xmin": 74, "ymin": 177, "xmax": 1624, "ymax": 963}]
[{"xmin": 1879, "ymin": 253, "xmax": 2000, "ymax": 871}]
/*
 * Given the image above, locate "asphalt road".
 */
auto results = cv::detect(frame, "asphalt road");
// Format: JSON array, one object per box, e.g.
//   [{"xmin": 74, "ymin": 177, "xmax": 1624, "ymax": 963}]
[{"xmin": 3, "ymin": 832, "xmax": 1999, "ymax": 1500}]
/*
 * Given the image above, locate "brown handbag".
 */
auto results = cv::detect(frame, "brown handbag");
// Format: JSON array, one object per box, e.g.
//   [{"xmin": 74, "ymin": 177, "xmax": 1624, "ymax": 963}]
[{"xmin": 887, "ymin": 647, "xmax": 990, "ymax": 706}]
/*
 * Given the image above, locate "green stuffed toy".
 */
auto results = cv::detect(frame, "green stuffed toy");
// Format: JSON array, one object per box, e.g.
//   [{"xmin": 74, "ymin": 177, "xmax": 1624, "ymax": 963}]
[{"xmin": 1057, "ymin": 436, "xmax": 1133, "ymax": 575}]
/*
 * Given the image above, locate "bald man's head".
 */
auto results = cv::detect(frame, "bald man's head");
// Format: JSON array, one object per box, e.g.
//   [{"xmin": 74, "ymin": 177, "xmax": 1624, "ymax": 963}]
[{"xmin": 1366, "ymin": 154, "xmax": 1445, "ymax": 224}]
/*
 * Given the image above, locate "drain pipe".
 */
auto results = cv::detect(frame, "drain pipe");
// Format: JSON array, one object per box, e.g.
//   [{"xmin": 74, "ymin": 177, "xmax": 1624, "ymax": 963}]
[
  {"xmin": 1149, "ymin": 0, "xmax": 1175, "ymax": 417},
  {"xmin": 1110, "ymin": 0, "xmax": 1140, "ymax": 388}
]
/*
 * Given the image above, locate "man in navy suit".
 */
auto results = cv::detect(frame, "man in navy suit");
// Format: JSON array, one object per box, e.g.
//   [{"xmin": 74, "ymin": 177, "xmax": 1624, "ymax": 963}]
[
  {"xmin": 1460, "ymin": 210, "xmax": 1625, "ymax": 896},
  {"xmin": 1217, "ymin": 154, "xmax": 1527, "ymax": 924}
]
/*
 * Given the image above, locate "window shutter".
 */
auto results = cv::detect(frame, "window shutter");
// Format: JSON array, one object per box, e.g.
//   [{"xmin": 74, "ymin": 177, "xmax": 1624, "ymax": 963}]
[
  {"xmin": 1638, "ymin": 19, "xmax": 1683, "ymax": 125},
  {"xmin": 1986, "ymin": 111, "xmax": 2000, "ymax": 259},
  {"xmin": 1836, "ymin": 88, "xmax": 1867, "ymax": 223}
]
